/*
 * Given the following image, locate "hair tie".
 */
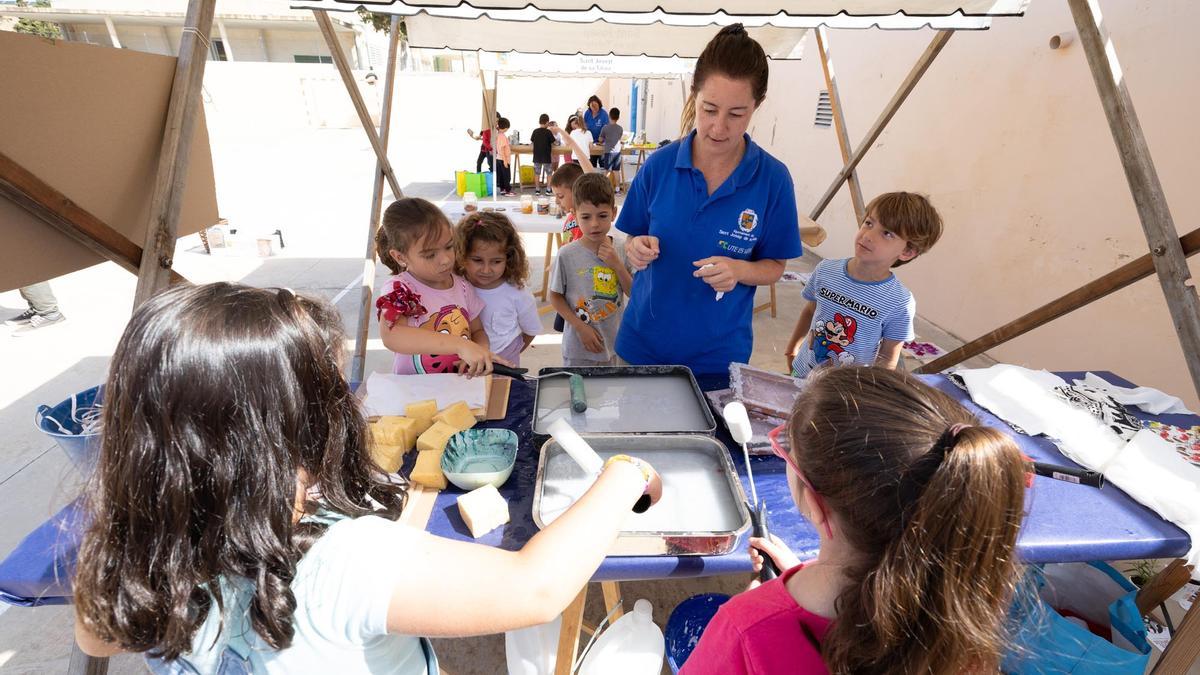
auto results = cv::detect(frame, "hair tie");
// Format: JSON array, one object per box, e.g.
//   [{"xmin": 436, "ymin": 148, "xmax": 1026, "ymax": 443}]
[
  {"xmin": 948, "ymin": 423, "xmax": 970, "ymax": 438},
  {"xmin": 933, "ymin": 423, "xmax": 970, "ymax": 459}
]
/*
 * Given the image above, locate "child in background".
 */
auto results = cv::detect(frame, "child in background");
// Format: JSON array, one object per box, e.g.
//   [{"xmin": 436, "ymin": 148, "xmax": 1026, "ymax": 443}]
[
  {"xmin": 568, "ymin": 117, "xmax": 593, "ymax": 165},
  {"xmin": 598, "ymin": 108, "xmax": 624, "ymax": 193},
  {"xmin": 785, "ymin": 192, "xmax": 943, "ymax": 377},
  {"xmin": 464, "ymin": 113, "xmax": 498, "ymax": 173},
  {"xmin": 683, "ymin": 366, "xmax": 1026, "ymax": 674},
  {"xmin": 549, "ymin": 173, "xmax": 632, "ymax": 366},
  {"xmin": 530, "ymin": 113, "xmax": 554, "ymax": 196},
  {"xmin": 455, "ymin": 212, "xmax": 542, "ymax": 367},
  {"xmin": 494, "ymin": 117, "xmax": 514, "ymax": 196},
  {"xmin": 549, "ymin": 161, "xmax": 586, "ymax": 244},
  {"xmin": 73, "ymin": 282, "xmax": 663, "ymax": 671},
  {"xmin": 374, "ymin": 197, "xmax": 506, "ymax": 376}
]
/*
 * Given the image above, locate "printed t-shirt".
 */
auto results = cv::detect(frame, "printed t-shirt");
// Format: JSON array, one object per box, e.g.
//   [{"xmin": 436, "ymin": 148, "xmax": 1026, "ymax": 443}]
[
  {"xmin": 561, "ymin": 212, "xmax": 583, "ymax": 243},
  {"xmin": 549, "ymin": 238, "xmax": 629, "ymax": 363},
  {"xmin": 379, "ymin": 272, "xmax": 483, "ymax": 374},
  {"xmin": 791, "ymin": 258, "xmax": 915, "ymax": 378}
]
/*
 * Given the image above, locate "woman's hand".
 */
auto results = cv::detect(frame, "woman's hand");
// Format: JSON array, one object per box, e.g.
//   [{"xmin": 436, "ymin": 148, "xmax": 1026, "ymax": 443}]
[
  {"xmin": 693, "ymin": 256, "xmax": 741, "ymax": 293},
  {"xmin": 626, "ymin": 235, "xmax": 660, "ymax": 271}
]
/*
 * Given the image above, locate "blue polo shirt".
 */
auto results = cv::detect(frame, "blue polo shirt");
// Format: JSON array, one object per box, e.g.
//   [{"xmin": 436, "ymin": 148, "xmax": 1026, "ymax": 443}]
[{"xmin": 615, "ymin": 131, "xmax": 802, "ymax": 374}]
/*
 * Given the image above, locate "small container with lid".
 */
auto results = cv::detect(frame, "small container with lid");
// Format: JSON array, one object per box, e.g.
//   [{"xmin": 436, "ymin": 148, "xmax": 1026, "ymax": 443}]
[
  {"xmin": 520, "ymin": 195, "xmax": 534, "ymax": 214},
  {"xmin": 537, "ymin": 196, "xmax": 550, "ymax": 215}
]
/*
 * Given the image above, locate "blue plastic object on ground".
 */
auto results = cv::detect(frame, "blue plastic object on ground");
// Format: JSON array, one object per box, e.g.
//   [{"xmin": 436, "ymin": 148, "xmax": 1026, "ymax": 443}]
[
  {"xmin": 665, "ymin": 593, "xmax": 730, "ymax": 673},
  {"xmin": 34, "ymin": 384, "xmax": 103, "ymax": 474}
]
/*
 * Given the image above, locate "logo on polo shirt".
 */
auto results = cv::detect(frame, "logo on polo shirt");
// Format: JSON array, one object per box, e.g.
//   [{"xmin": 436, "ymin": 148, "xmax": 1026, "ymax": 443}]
[{"xmin": 738, "ymin": 209, "xmax": 759, "ymax": 233}]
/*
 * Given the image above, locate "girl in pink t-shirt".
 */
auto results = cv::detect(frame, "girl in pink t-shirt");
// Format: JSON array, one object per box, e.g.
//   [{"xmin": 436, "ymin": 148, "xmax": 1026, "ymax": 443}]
[
  {"xmin": 375, "ymin": 198, "xmax": 508, "ymax": 375},
  {"xmin": 685, "ymin": 366, "xmax": 1027, "ymax": 674}
]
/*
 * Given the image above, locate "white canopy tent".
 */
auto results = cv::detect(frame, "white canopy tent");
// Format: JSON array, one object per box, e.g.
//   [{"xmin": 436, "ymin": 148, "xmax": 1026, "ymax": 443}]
[{"xmin": 31, "ymin": 1, "xmax": 1194, "ymax": 668}]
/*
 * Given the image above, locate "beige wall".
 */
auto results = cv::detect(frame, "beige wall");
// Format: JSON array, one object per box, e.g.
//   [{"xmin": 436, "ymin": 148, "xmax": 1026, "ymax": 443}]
[{"xmin": 742, "ymin": 1, "xmax": 1200, "ymax": 407}]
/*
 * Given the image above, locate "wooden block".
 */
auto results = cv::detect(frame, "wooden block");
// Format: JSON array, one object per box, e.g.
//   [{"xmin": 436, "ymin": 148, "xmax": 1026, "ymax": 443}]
[
  {"xmin": 373, "ymin": 416, "xmax": 417, "ymax": 450},
  {"xmin": 417, "ymin": 421, "xmax": 458, "ymax": 455},
  {"xmin": 411, "ymin": 448, "xmax": 446, "ymax": 490},
  {"xmin": 456, "ymin": 484, "xmax": 510, "ymax": 538},
  {"xmin": 433, "ymin": 401, "xmax": 477, "ymax": 431},
  {"xmin": 371, "ymin": 443, "xmax": 406, "ymax": 474}
]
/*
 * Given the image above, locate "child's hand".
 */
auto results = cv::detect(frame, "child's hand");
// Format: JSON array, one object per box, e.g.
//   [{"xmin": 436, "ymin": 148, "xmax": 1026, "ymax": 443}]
[
  {"xmin": 547, "ymin": 122, "xmax": 561, "ymax": 134},
  {"xmin": 784, "ymin": 352, "xmax": 797, "ymax": 373},
  {"xmin": 579, "ymin": 325, "xmax": 605, "ymax": 353},
  {"xmin": 749, "ymin": 535, "xmax": 801, "ymax": 577},
  {"xmin": 626, "ymin": 236, "xmax": 660, "ymax": 270},
  {"xmin": 466, "ymin": 128, "xmax": 475, "ymax": 137},
  {"xmin": 693, "ymin": 256, "xmax": 739, "ymax": 292},
  {"xmin": 455, "ymin": 340, "xmax": 493, "ymax": 377},
  {"xmin": 597, "ymin": 239, "xmax": 621, "ymax": 268}
]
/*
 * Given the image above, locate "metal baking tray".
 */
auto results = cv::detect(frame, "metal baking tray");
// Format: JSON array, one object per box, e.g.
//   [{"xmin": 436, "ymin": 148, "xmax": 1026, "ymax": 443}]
[
  {"xmin": 533, "ymin": 434, "xmax": 750, "ymax": 556},
  {"xmin": 531, "ymin": 366, "xmax": 716, "ymax": 436}
]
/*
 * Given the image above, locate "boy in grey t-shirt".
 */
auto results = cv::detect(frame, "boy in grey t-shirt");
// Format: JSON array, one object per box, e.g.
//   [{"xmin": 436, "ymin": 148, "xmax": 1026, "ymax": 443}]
[
  {"xmin": 548, "ymin": 174, "xmax": 632, "ymax": 366},
  {"xmin": 598, "ymin": 108, "xmax": 624, "ymax": 192}
]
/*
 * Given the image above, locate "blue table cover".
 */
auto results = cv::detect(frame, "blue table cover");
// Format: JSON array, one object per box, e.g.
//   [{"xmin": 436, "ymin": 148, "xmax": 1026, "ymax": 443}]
[{"xmin": 1, "ymin": 371, "xmax": 1192, "ymax": 606}]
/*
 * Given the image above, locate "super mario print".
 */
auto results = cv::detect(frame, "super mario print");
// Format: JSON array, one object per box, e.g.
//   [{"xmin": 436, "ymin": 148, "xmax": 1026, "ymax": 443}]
[
  {"xmin": 811, "ymin": 313, "xmax": 857, "ymax": 366},
  {"xmin": 411, "ymin": 304, "xmax": 471, "ymax": 373}
]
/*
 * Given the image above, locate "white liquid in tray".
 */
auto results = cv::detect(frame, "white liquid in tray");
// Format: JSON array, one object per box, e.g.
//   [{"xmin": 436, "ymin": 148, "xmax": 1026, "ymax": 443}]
[
  {"xmin": 534, "ymin": 375, "xmax": 711, "ymax": 434},
  {"xmin": 538, "ymin": 445, "xmax": 745, "ymax": 533}
]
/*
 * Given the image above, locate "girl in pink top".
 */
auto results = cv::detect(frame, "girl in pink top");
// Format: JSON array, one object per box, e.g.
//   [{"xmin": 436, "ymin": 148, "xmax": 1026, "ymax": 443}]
[
  {"xmin": 375, "ymin": 198, "xmax": 509, "ymax": 375},
  {"xmin": 685, "ymin": 366, "xmax": 1028, "ymax": 674}
]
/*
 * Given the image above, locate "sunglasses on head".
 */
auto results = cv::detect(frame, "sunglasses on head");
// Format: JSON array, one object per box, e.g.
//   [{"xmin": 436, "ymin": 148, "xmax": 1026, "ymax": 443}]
[{"xmin": 768, "ymin": 423, "xmax": 834, "ymax": 539}]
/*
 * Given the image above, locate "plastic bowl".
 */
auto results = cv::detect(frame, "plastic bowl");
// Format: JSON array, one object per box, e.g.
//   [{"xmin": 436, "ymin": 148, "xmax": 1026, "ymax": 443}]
[{"xmin": 441, "ymin": 428, "xmax": 518, "ymax": 490}]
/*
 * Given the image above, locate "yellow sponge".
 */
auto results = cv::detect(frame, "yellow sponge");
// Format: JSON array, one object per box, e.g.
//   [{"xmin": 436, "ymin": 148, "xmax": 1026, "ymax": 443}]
[
  {"xmin": 417, "ymin": 421, "xmax": 459, "ymax": 455},
  {"xmin": 371, "ymin": 444, "xmax": 407, "ymax": 474},
  {"xmin": 456, "ymin": 484, "xmax": 510, "ymax": 538},
  {"xmin": 373, "ymin": 416, "xmax": 417, "ymax": 451},
  {"xmin": 405, "ymin": 400, "xmax": 437, "ymax": 435},
  {"xmin": 433, "ymin": 401, "xmax": 477, "ymax": 432},
  {"xmin": 410, "ymin": 448, "xmax": 446, "ymax": 490}
]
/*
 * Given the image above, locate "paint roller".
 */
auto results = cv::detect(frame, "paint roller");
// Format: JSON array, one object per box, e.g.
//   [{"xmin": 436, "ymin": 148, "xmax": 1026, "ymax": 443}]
[
  {"xmin": 723, "ymin": 401, "xmax": 780, "ymax": 581},
  {"xmin": 491, "ymin": 364, "xmax": 587, "ymax": 413},
  {"xmin": 548, "ymin": 418, "xmax": 652, "ymax": 513}
]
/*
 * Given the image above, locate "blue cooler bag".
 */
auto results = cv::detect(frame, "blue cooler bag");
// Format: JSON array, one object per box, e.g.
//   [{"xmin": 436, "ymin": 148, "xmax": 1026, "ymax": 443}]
[{"xmin": 1004, "ymin": 562, "xmax": 1151, "ymax": 674}]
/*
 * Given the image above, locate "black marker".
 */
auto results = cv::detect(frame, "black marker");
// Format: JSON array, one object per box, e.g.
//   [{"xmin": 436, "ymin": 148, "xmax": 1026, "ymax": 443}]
[{"xmin": 1030, "ymin": 461, "xmax": 1104, "ymax": 488}]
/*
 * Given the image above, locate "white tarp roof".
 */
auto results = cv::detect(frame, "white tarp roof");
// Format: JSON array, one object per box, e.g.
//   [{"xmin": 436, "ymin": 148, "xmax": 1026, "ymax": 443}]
[
  {"xmin": 295, "ymin": 1, "xmax": 1027, "ymax": 17},
  {"xmin": 478, "ymin": 52, "xmax": 694, "ymax": 78}
]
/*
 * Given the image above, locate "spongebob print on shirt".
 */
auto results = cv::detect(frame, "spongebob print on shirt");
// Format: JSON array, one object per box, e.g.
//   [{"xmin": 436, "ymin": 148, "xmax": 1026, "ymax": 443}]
[{"xmin": 574, "ymin": 265, "xmax": 621, "ymax": 325}]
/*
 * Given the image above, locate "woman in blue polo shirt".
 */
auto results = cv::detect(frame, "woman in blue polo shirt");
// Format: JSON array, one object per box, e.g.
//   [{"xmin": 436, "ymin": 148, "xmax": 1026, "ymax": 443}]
[
  {"xmin": 582, "ymin": 95, "xmax": 609, "ymax": 167},
  {"xmin": 617, "ymin": 24, "xmax": 802, "ymax": 375}
]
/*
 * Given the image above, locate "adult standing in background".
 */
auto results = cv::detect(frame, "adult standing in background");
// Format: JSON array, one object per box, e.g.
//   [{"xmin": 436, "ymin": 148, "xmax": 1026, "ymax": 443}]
[
  {"xmin": 582, "ymin": 95, "xmax": 609, "ymax": 168},
  {"xmin": 615, "ymin": 24, "xmax": 802, "ymax": 375}
]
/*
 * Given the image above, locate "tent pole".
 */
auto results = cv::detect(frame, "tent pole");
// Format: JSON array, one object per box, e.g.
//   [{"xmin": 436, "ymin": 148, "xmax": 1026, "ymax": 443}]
[
  {"xmin": 132, "ymin": 0, "xmax": 215, "ymax": 307},
  {"xmin": 809, "ymin": 29, "xmax": 953, "ymax": 221},
  {"xmin": 350, "ymin": 14, "xmax": 404, "ymax": 384},
  {"xmin": 313, "ymin": 10, "xmax": 402, "ymax": 199},
  {"xmin": 1067, "ymin": 0, "xmax": 1200, "ymax": 401},
  {"xmin": 916, "ymin": 225, "xmax": 1200, "ymax": 374},
  {"xmin": 815, "ymin": 26, "xmax": 866, "ymax": 224},
  {"xmin": 0, "ymin": 151, "xmax": 189, "ymax": 284}
]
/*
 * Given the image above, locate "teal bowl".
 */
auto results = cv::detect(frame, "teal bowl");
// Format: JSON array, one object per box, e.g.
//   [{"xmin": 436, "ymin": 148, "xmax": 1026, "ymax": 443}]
[{"xmin": 441, "ymin": 428, "xmax": 518, "ymax": 490}]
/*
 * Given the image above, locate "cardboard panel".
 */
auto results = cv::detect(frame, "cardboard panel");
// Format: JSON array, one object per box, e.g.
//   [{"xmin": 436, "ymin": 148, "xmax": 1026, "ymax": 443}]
[{"xmin": 0, "ymin": 31, "xmax": 218, "ymax": 291}]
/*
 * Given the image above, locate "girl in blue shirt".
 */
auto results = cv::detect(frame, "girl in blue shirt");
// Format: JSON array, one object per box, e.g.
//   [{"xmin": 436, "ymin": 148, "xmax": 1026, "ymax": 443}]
[{"xmin": 617, "ymin": 24, "xmax": 802, "ymax": 375}]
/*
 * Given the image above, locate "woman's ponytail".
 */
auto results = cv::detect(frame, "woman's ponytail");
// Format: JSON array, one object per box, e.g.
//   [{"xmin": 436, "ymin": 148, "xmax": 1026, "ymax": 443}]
[{"xmin": 789, "ymin": 367, "xmax": 1027, "ymax": 674}]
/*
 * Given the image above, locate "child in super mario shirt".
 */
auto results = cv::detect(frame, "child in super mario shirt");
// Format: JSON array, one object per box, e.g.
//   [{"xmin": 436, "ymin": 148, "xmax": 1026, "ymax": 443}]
[{"xmin": 786, "ymin": 192, "xmax": 943, "ymax": 377}]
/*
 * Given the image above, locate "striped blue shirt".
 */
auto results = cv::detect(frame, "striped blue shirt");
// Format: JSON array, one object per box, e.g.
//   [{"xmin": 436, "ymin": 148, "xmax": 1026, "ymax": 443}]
[{"xmin": 792, "ymin": 258, "xmax": 915, "ymax": 377}]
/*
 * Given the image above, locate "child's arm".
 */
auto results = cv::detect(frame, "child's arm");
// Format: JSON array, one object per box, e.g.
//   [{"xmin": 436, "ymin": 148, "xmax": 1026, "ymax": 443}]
[
  {"xmin": 466, "ymin": 129, "xmax": 481, "ymax": 141},
  {"xmin": 549, "ymin": 290, "xmax": 603, "ymax": 354},
  {"xmin": 786, "ymin": 300, "xmax": 816, "ymax": 371},
  {"xmin": 74, "ymin": 618, "xmax": 125, "ymax": 658},
  {"xmin": 876, "ymin": 339, "xmax": 904, "ymax": 369},
  {"xmin": 380, "ymin": 322, "xmax": 501, "ymax": 376},
  {"xmin": 520, "ymin": 333, "xmax": 536, "ymax": 352},
  {"xmin": 387, "ymin": 460, "xmax": 660, "ymax": 636},
  {"xmin": 549, "ymin": 123, "xmax": 595, "ymax": 173}
]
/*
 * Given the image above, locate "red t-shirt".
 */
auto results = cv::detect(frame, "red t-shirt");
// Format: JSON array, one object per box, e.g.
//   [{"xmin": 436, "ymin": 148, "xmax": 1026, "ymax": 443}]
[
  {"xmin": 480, "ymin": 129, "xmax": 492, "ymax": 153},
  {"xmin": 681, "ymin": 565, "xmax": 832, "ymax": 674}
]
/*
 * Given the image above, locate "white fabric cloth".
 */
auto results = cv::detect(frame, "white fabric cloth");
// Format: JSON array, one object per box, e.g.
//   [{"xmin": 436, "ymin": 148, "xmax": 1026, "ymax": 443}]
[
  {"xmin": 958, "ymin": 364, "xmax": 1200, "ymax": 572},
  {"xmin": 1074, "ymin": 372, "xmax": 1196, "ymax": 416}
]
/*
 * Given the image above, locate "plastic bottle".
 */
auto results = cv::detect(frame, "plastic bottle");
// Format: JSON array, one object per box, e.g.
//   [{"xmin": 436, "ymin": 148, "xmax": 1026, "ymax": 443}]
[
  {"xmin": 505, "ymin": 614, "xmax": 561, "ymax": 675},
  {"xmin": 578, "ymin": 599, "xmax": 664, "ymax": 675}
]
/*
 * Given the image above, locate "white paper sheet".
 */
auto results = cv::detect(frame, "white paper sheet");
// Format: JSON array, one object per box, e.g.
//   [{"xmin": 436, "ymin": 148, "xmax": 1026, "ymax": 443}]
[{"xmin": 362, "ymin": 372, "xmax": 487, "ymax": 416}]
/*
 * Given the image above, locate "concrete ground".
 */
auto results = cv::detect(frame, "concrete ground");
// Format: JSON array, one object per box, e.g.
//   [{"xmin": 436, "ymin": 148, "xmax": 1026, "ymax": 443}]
[{"xmin": 2, "ymin": 127, "xmax": 1186, "ymax": 673}]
